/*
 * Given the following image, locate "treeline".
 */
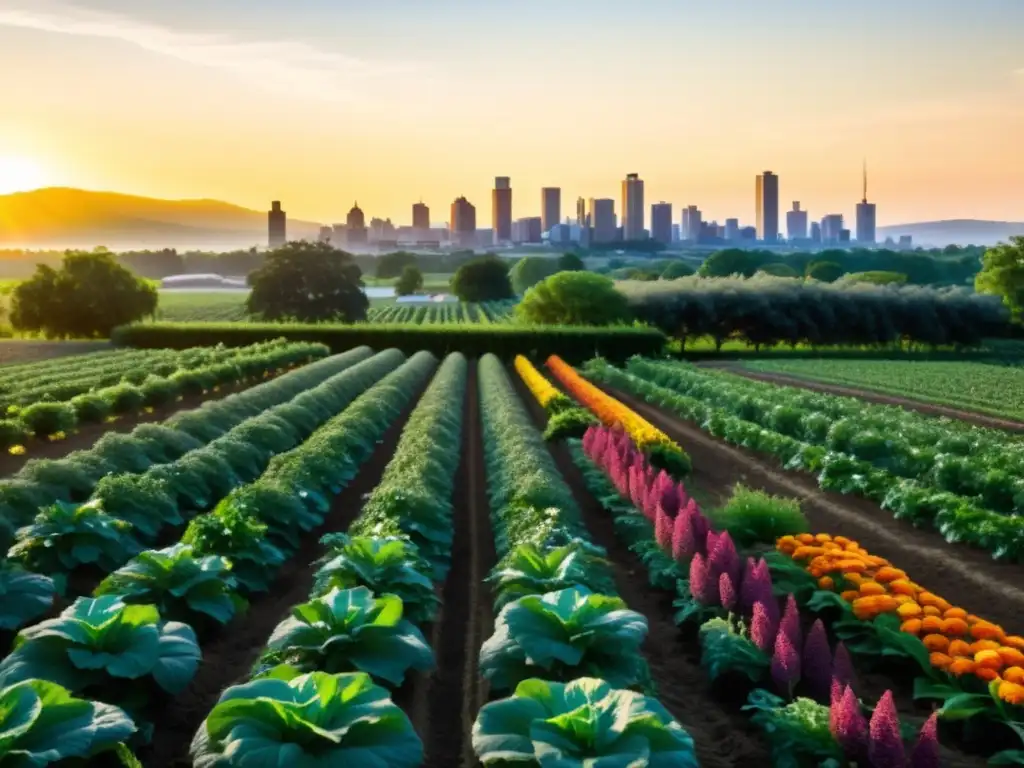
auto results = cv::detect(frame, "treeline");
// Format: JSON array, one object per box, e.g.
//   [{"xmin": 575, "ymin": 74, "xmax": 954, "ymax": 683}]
[{"xmin": 618, "ymin": 275, "xmax": 1010, "ymax": 349}]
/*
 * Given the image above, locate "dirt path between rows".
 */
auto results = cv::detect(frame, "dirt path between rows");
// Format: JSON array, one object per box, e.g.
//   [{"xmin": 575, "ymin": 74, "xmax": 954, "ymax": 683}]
[
  {"xmin": 141, "ymin": 380, "xmax": 429, "ymax": 768},
  {"xmin": 509, "ymin": 369, "xmax": 771, "ymax": 768},
  {"xmin": 604, "ymin": 384, "xmax": 1024, "ymax": 635},
  {"xmin": 701, "ymin": 362, "xmax": 1024, "ymax": 433}
]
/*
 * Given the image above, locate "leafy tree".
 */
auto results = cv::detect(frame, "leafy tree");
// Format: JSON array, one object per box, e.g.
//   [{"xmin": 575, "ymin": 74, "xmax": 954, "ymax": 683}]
[
  {"xmin": 661, "ymin": 261, "xmax": 696, "ymax": 280},
  {"xmin": 516, "ymin": 272, "xmax": 630, "ymax": 326},
  {"xmin": 756, "ymin": 263, "xmax": 799, "ymax": 278},
  {"xmin": 842, "ymin": 271, "xmax": 908, "ymax": 285},
  {"xmin": 609, "ymin": 267, "xmax": 658, "ymax": 281},
  {"xmin": 451, "ymin": 255, "xmax": 513, "ymax": 302},
  {"xmin": 976, "ymin": 236, "xmax": 1024, "ymax": 320},
  {"xmin": 246, "ymin": 241, "xmax": 368, "ymax": 323},
  {"xmin": 394, "ymin": 265, "xmax": 424, "ymax": 296},
  {"xmin": 805, "ymin": 260, "xmax": 844, "ymax": 283},
  {"xmin": 509, "ymin": 257, "xmax": 560, "ymax": 294},
  {"xmin": 698, "ymin": 248, "xmax": 768, "ymax": 277},
  {"xmin": 558, "ymin": 252, "xmax": 586, "ymax": 272},
  {"xmin": 10, "ymin": 249, "xmax": 157, "ymax": 338},
  {"xmin": 376, "ymin": 251, "xmax": 418, "ymax": 279}
]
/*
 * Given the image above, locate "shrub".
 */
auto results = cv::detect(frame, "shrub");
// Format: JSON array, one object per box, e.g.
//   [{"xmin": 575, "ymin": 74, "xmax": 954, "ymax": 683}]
[
  {"xmin": 70, "ymin": 392, "xmax": 112, "ymax": 424},
  {"xmin": 543, "ymin": 407, "xmax": 598, "ymax": 441},
  {"xmin": 18, "ymin": 402, "xmax": 77, "ymax": 438},
  {"xmin": 0, "ymin": 418, "xmax": 28, "ymax": 449},
  {"xmin": 517, "ymin": 272, "xmax": 630, "ymax": 326},
  {"xmin": 101, "ymin": 383, "xmax": 145, "ymax": 415},
  {"xmin": 140, "ymin": 375, "xmax": 180, "ymax": 408},
  {"xmin": 714, "ymin": 484, "xmax": 808, "ymax": 546}
]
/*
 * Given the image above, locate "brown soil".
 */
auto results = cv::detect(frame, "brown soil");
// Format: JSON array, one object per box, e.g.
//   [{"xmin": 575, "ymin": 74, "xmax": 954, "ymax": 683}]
[
  {"xmin": 140, "ymin": 380, "xmax": 430, "ymax": 768},
  {"xmin": 510, "ymin": 369, "xmax": 771, "ymax": 768},
  {"xmin": 702, "ymin": 362, "xmax": 1024, "ymax": 433}
]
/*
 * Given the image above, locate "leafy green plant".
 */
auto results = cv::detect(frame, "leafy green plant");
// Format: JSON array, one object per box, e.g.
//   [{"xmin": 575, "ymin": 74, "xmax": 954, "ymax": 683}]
[
  {"xmin": 0, "ymin": 678, "xmax": 136, "ymax": 764},
  {"xmin": 92, "ymin": 474, "xmax": 181, "ymax": 542},
  {"xmin": 744, "ymin": 689, "xmax": 841, "ymax": 768},
  {"xmin": 699, "ymin": 616, "xmax": 769, "ymax": 683},
  {"xmin": 488, "ymin": 542, "xmax": 616, "ymax": 610},
  {"xmin": 190, "ymin": 666, "xmax": 423, "ymax": 767},
  {"xmin": 140, "ymin": 375, "xmax": 179, "ymax": 409},
  {"xmin": 256, "ymin": 587, "xmax": 434, "ymax": 687},
  {"xmin": 18, "ymin": 401, "xmax": 77, "ymax": 438},
  {"xmin": 542, "ymin": 406, "xmax": 598, "ymax": 442},
  {"xmin": 0, "ymin": 562, "xmax": 55, "ymax": 631},
  {"xmin": 479, "ymin": 586, "xmax": 649, "ymax": 691},
  {"xmin": 714, "ymin": 484, "xmax": 808, "ymax": 547},
  {"xmin": 312, "ymin": 535, "xmax": 439, "ymax": 624},
  {"xmin": 94, "ymin": 543, "xmax": 245, "ymax": 626},
  {"xmin": 101, "ymin": 383, "xmax": 145, "ymax": 416},
  {"xmin": 473, "ymin": 677, "xmax": 698, "ymax": 767},
  {"xmin": 8, "ymin": 500, "xmax": 140, "ymax": 578},
  {"xmin": 0, "ymin": 418, "xmax": 28, "ymax": 450},
  {"xmin": 182, "ymin": 504, "xmax": 285, "ymax": 593},
  {"xmin": 0, "ymin": 596, "xmax": 200, "ymax": 700},
  {"xmin": 70, "ymin": 392, "xmax": 113, "ymax": 424}
]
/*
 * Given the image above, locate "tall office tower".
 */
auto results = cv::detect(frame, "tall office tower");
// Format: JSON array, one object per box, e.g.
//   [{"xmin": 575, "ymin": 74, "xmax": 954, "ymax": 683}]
[
  {"xmin": 412, "ymin": 202, "xmax": 430, "ymax": 230},
  {"xmin": 786, "ymin": 201, "xmax": 809, "ymax": 241},
  {"xmin": 681, "ymin": 205, "xmax": 703, "ymax": 241},
  {"xmin": 450, "ymin": 196, "xmax": 477, "ymax": 248},
  {"xmin": 512, "ymin": 217, "xmax": 543, "ymax": 244},
  {"xmin": 856, "ymin": 162, "xmax": 877, "ymax": 244},
  {"xmin": 671, "ymin": 224, "xmax": 681, "ymax": 242},
  {"xmin": 724, "ymin": 218, "xmax": 740, "ymax": 241},
  {"xmin": 588, "ymin": 198, "xmax": 617, "ymax": 243},
  {"xmin": 268, "ymin": 201, "xmax": 286, "ymax": 248},
  {"xmin": 820, "ymin": 214, "xmax": 844, "ymax": 244},
  {"xmin": 650, "ymin": 202, "xmax": 673, "ymax": 245},
  {"xmin": 492, "ymin": 176, "xmax": 512, "ymax": 244},
  {"xmin": 541, "ymin": 187, "xmax": 561, "ymax": 233},
  {"xmin": 810, "ymin": 221, "xmax": 822, "ymax": 243},
  {"xmin": 755, "ymin": 171, "xmax": 780, "ymax": 242},
  {"xmin": 345, "ymin": 203, "xmax": 368, "ymax": 245},
  {"xmin": 621, "ymin": 173, "xmax": 645, "ymax": 240},
  {"xmin": 576, "ymin": 196, "xmax": 587, "ymax": 227}
]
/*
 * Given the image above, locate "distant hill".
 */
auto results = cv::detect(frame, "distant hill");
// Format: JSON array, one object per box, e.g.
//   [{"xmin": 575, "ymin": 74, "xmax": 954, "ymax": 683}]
[
  {"xmin": 878, "ymin": 219, "xmax": 1024, "ymax": 247},
  {"xmin": 0, "ymin": 187, "xmax": 322, "ymax": 249}
]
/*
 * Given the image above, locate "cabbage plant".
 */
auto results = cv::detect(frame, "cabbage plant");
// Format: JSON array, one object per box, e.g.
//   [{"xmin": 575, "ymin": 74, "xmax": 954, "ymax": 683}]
[
  {"xmin": 182, "ymin": 504, "xmax": 285, "ymax": 592},
  {"xmin": 190, "ymin": 666, "xmax": 423, "ymax": 767},
  {"xmin": 8, "ymin": 500, "xmax": 141, "ymax": 579},
  {"xmin": 0, "ymin": 678, "xmax": 136, "ymax": 764},
  {"xmin": 480, "ymin": 586, "xmax": 649, "ymax": 692},
  {"xmin": 94, "ymin": 543, "xmax": 245, "ymax": 625},
  {"xmin": 311, "ymin": 534, "xmax": 439, "ymax": 624},
  {"xmin": 488, "ymin": 543, "xmax": 616, "ymax": 610},
  {"xmin": 473, "ymin": 677, "xmax": 698, "ymax": 767},
  {"xmin": 0, "ymin": 596, "xmax": 201, "ymax": 700},
  {"xmin": 256, "ymin": 587, "xmax": 434, "ymax": 687},
  {"xmin": 0, "ymin": 562, "xmax": 54, "ymax": 631}
]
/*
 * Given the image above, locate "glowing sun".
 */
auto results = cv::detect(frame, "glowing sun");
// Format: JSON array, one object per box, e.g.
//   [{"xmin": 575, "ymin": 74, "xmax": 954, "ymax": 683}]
[{"xmin": 0, "ymin": 155, "xmax": 48, "ymax": 194}]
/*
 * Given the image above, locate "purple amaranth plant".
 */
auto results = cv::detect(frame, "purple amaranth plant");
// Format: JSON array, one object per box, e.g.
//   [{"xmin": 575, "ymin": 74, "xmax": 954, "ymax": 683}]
[
  {"xmin": 771, "ymin": 628, "xmax": 801, "ymax": 698},
  {"xmin": 831, "ymin": 685, "xmax": 868, "ymax": 763},
  {"xmin": 671, "ymin": 509, "xmax": 698, "ymax": 564},
  {"xmin": 750, "ymin": 600, "xmax": 778, "ymax": 652},
  {"xmin": 719, "ymin": 572, "xmax": 737, "ymax": 612},
  {"xmin": 689, "ymin": 553, "xmax": 716, "ymax": 605},
  {"xmin": 655, "ymin": 507, "xmax": 672, "ymax": 551},
  {"xmin": 707, "ymin": 530, "xmax": 741, "ymax": 585},
  {"xmin": 832, "ymin": 641, "xmax": 855, "ymax": 690},
  {"xmin": 868, "ymin": 691, "xmax": 905, "ymax": 768},
  {"xmin": 779, "ymin": 594, "xmax": 802, "ymax": 649},
  {"xmin": 909, "ymin": 712, "xmax": 940, "ymax": 768},
  {"xmin": 802, "ymin": 619, "xmax": 832, "ymax": 703}
]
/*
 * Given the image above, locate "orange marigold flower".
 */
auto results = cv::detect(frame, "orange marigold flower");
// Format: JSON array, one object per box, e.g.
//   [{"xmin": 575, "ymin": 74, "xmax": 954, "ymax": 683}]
[
  {"xmin": 841, "ymin": 590, "xmax": 861, "ymax": 603},
  {"xmin": 793, "ymin": 546, "xmax": 826, "ymax": 560},
  {"xmin": 971, "ymin": 640, "xmax": 1002, "ymax": 654},
  {"xmin": 948, "ymin": 640, "xmax": 972, "ymax": 658},
  {"xmin": 975, "ymin": 667, "xmax": 1001, "ymax": 682},
  {"xmin": 796, "ymin": 533, "xmax": 816, "ymax": 545},
  {"xmin": 843, "ymin": 573, "xmax": 865, "ymax": 586},
  {"xmin": 1005, "ymin": 636, "xmax": 1024, "ymax": 651},
  {"xmin": 975, "ymin": 649, "xmax": 1004, "ymax": 670},
  {"xmin": 921, "ymin": 616, "xmax": 944, "ymax": 634},
  {"xmin": 941, "ymin": 618, "xmax": 969, "ymax": 637},
  {"xmin": 822, "ymin": 541, "xmax": 843, "ymax": 551},
  {"xmin": 888, "ymin": 580, "xmax": 917, "ymax": 596},
  {"xmin": 929, "ymin": 652, "xmax": 953, "ymax": 670},
  {"xmin": 875, "ymin": 566, "xmax": 907, "ymax": 583},
  {"xmin": 949, "ymin": 658, "xmax": 976, "ymax": 676},
  {"xmin": 859, "ymin": 581, "xmax": 886, "ymax": 597},
  {"xmin": 998, "ymin": 681, "xmax": 1024, "ymax": 706},
  {"xmin": 835, "ymin": 560, "xmax": 869, "ymax": 573},
  {"xmin": 919, "ymin": 592, "xmax": 951, "ymax": 611},
  {"xmin": 997, "ymin": 647, "xmax": 1024, "ymax": 667},
  {"xmin": 922, "ymin": 635, "xmax": 950, "ymax": 653},
  {"xmin": 901, "ymin": 619, "xmax": 923, "ymax": 636},
  {"xmin": 966, "ymin": 614, "xmax": 982, "ymax": 624},
  {"xmin": 970, "ymin": 622, "xmax": 1005, "ymax": 642},
  {"xmin": 777, "ymin": 536, "xmax": 798, "ymax": 553},
  {"xmin": 818, "ymin": 577, "xmax": 834, "ymax": 591},
  {"xmin": 814, "ymin": 533, "xmax": 832, "ymax": 544},
  {"xmin": 865, "ymin": 555, "xmax": 891, "ymax": 568},
  {"xmin": 893, "ymin": 595, "xmax": 915, "ymax": 606},
  {"xmin": 943, "ymin": 608, "xmax": 968, "ymax": 620},
  {"xmin": 1003, "ymin": 666, "xmax": 1024, "ymax": 685},
  {"xmin": 897, "ymin": 603, "xmax": 923, "ymax": 619},
  {"xmin": 922, "ymin": 606, "xmax": 942, "ymax": 617}
]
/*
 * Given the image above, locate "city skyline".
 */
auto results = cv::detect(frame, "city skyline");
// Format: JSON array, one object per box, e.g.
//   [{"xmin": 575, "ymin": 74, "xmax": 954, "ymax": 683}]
[{"xmin": 0, "ymin": 1, "xmax": 1021, "ymax": 226}]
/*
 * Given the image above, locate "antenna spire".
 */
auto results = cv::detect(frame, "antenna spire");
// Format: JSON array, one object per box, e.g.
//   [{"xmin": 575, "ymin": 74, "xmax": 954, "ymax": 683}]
[{"xmin": 862, "ymin": 159, "xmax": 867, "ymax": 203}]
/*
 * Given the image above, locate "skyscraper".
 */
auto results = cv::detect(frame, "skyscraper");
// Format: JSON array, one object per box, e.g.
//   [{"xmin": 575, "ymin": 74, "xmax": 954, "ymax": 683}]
[
  {"xmin": 755, "ymin": 171, "xmax": 779, "ymax": 242},
  {"xmin": 786, "ymin": 201, "xmax": 808, "ymax": 241},
  {"xmin": 650, "ymin": 202, "xmax": 672, "ymax": 245},
  {"xmin": 541, "ymin": 188, "xmax": 561, "ymax": 233},
  {"xmin": 810, "ymin": 221, "xmax": 822, "ymax": 243},
  {"xmin": 681, "ymin": 205, "xmax": 702, "ymax": 241},
  {"xmin": 412, "ymin": 202, "xmax": 430, "ymax": 230},
  {"xmin": 492, "ymin": 177, "xmax": 512, "ymax": 244},
  {"xmin": 451, "ymin": 196, "xmax": 476, "ymax": 248},
  {"xmin": 589, "ymin": 198, "xmax": 617, "ymax": 243},
  {"xmin": 724, "ymin": 218, "xmax": 740, "ymax": 241},
  {"xmin": 856, "ymin": 162, "xmax": 877, "ymax": 244},
  {"xmin": 621, "ymin": 173, "xmax": 644, "ymax": 240},
  {"xmin": 513, "ymin": 217, "xmax": 543, "ymax": 244},
  {"xmin": 268, "ymin": 201, "xmax": 286, "ymax": 248},
  {"xmin": 820, "ymin": 214, "xmax": 844, "ymax": 244},
  {"xmin": 346, "ymin": 203, "xmax": 368, "ymax": 245},
  {"xmin": 576, "ymin": 197, "xmax": 587, "ymax": 227}
]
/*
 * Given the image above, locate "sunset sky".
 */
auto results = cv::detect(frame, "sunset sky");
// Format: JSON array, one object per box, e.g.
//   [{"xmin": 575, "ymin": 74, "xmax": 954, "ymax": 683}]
[{"xmin": 0, "ymin": 0, "xmax": 1021, "ymax": 227}]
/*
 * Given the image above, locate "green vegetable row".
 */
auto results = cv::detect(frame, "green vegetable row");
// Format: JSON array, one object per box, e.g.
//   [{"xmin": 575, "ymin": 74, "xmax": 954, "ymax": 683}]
[
  {"xmin": 585, "ymin": 358, "xmax": 1024, "ymax": 562},
  {"xmin": 471, "ymin": 354, "xmax": 698, "ymax": 766},
  {"xmin": 366, "ymin": 299, "xmax": 516, "ymax": 324}
]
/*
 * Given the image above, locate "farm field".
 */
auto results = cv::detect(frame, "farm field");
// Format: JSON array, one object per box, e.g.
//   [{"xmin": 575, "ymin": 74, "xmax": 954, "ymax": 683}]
[
  {"xmin": 1, "ymin": 346, "xmax": 1023, "ymax": 766},
  {"xmin": 366, "ymin": 299, "xmax": 516, "ymax": 324},
  {"xmin": 742, "ymin": 358, "xmax": 1024, "ymax": 425},
  {"xmin": 155, "ymin": 290, "xmax": 250, "ymax": 322}
]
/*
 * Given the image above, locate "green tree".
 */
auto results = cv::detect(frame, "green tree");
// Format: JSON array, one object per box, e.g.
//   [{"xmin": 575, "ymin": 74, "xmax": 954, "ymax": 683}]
[
  {"xmin": 558, "ymin": 252, "xmax": 586, "ymax": 272},
  {"xmin": 805, "ymin": 260, "xmax": 844, "ymax": 283},
  {"xmin": 516, "ymin": 272, "xmax": 630, "ymax": 325},
  {"xmin": 394, "ymin": 265, "xmax": 424, "ymax": 296},
  {"xmin": 698, "ymin": 248, "xmax": 768, "ymax": 277},
  {"xmin": 10, "ymin": 249, "xmax": 157, "ymax": 338},
  {"xmin": 660, "ymin": 261, "xmax": 696, "ymax": 279},
  {"xmin": 976, "ymin": 236, "xmax": 1024, "ymax": 320},
  {"xmin": 509, "ymin": 256, "xmax": 560, "ymax": 294},
  {"xmin": 756, "ymin": 263, "xmax": 800, "ymax": 278},
  {"xmin": 842, "ymin": 270, "xmax": 908, "ymax": 285},
  {"xmin": 246, "ymin": 241, "xmax": 368, "ymax": 323},
  {"xmin": 450, "ymin": 255, "xmax": 513, "ymax": 302},
  {"xmin": 376, "ymin": 251, "xmax": 418, "ymax": 279}
]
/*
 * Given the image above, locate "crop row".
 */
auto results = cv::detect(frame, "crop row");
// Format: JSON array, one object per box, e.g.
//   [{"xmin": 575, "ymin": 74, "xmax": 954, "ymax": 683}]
[
  {"xmin": 0, "ymin": 350, "xmax": 439, "ymax": 762},
  {"xmin": 570, "ymin": 424, "xmax": 949, "ymax": 766},
  {"xmin": 0, "ymin": 339, "xmax": 329, "ymax": 449},
  {"xmin": 366, "ymin": 300, "xmax": 515, "ymax": 324},
  {"xmin": 585, "ymin": 358, "xmax": 1024, "ymax": 562},
  {"xmin": 472, "ymin": 354, "xmax": 698, "ymax": 765}
]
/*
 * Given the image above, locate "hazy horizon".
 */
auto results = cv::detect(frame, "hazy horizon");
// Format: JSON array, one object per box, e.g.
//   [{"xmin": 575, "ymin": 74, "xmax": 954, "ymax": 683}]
[{"xmin": 1, "ymin": 0, "xmax": 1022, "ymax": 228}]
